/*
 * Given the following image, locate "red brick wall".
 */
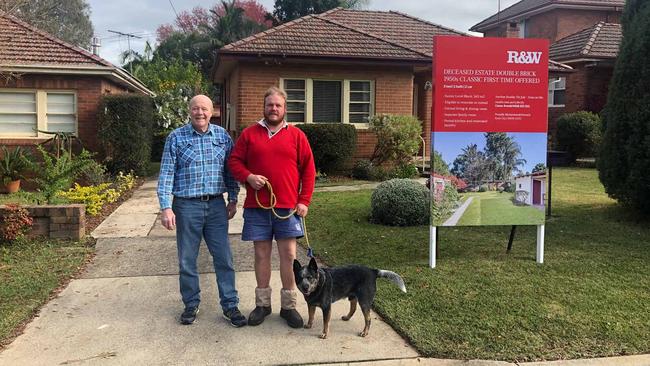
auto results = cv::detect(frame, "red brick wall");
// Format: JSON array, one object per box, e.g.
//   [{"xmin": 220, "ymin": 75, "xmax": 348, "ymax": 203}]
[
  {"xmin": 226, "ymin": 61, "xmax": 415, "ymax": 160},
  {"xmin": 0, "ymin": 75, "xmax": 132, "ymax": 154},
  {"xmin": 565, "ymin": 64, "xmax": 589, "ymax": 113},
  {"xmin": 586, "ymin": 66, "xmax": 613, "ymax": 112}
]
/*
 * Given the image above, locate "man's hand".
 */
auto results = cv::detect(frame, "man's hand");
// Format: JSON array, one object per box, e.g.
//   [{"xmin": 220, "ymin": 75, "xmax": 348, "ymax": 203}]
[
  {"xmin": 246, "ymin": 174, "xmax": 268, "ymax": 190},
  {"xmin": 227, "ymin": 201, "xmax": 237, "ymax": 220},
  {"xmin": 295, "ymin": 203, "xmax": 309, "ymax": 217},
  {"xmin": 161, "ymin": 208, "xmax": 176, "ymax": 230}
]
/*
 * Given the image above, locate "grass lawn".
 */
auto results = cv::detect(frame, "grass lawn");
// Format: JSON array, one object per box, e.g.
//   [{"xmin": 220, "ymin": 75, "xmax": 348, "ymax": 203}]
[
  {"xmin": 456, "ymin": 191, "xmax": 545, "ymax": 226},
  {"xmin": 0, "ymin": 238, "xmax": 93, "ymax": 346},
  {"xmin": 304, "ymin": 167, "xmax": 650, "ymax": 361}
]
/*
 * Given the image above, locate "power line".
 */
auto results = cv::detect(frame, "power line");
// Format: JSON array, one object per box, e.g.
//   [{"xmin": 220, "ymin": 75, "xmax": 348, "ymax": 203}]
[{"xmin": 107, "ymin": 30, "xmax": 143, "ymax": 74}]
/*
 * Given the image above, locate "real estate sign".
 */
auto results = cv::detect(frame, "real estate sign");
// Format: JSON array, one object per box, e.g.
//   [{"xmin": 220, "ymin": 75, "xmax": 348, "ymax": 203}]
[{"xmin": 431, "ymin": 36, "xmax": 549, "ymax": 227}]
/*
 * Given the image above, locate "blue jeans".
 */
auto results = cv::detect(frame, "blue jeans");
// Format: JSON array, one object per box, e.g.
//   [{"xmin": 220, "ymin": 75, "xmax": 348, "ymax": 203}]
[{"xmin": 172, "ymin": 196, "xmax": 239, "ymax": 312}]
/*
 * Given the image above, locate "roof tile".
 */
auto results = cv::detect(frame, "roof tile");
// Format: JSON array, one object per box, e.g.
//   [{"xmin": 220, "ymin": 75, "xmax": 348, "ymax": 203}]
[{"xmin": 549, "ymin": 22, "xmax": 621, "ymax": 60}]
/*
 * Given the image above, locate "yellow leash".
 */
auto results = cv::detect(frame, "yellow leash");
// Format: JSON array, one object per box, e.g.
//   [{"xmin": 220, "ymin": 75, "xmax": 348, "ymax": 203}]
[{"xmin": 255, "ymin": 180, "xmax": 314, "ymax": 257}]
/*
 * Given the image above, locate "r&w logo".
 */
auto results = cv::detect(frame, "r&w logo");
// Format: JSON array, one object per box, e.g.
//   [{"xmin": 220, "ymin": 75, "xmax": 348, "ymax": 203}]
[{"xmin": 507, "ymin": 51, "xmax": 542, "ymax": 64}]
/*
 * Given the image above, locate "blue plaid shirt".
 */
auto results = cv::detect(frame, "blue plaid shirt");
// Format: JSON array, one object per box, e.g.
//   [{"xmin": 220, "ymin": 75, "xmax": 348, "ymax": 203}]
[{"xmin": 157, "ymin": 123, "xmax": 239, "ymax": 210}]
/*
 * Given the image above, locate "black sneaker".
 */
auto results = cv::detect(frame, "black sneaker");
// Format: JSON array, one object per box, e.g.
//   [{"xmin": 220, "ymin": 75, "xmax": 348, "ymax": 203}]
[
  {"xmin": 180, "ymin": 306, "xmax": 199, "ymax": 325},
  {"xmin": 223, "ymin": 307, "xmax": 247, "ymax": 328},
  {"xmin": 247, "ymin": 306, "xmax": 271, "ymax": 326},
  {"xmin": 280, "ymin": 308, "xmax": 303, "ymax": 328}
]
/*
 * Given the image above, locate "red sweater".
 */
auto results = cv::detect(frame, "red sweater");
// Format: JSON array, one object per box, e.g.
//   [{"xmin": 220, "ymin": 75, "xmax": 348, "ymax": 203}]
[{"xmin": 228, "ymin": 124, "xmax": 316, "ymax": 209}]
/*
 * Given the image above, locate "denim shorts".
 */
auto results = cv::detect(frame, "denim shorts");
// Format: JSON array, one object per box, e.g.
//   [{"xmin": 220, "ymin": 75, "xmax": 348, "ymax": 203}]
[{"xmin": 241, "ymin": 208, "xmax": 304, "ymax": 241}]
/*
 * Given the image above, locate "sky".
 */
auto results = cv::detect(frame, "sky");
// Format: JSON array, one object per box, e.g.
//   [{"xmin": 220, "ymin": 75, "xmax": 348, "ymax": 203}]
[
  {"xmin": 87, "ymin": 0, "xmax": 520, "ymax": 66},
  {"xmin": 432, "ymin": 132, "xmax": 548, "ymax": 175}
]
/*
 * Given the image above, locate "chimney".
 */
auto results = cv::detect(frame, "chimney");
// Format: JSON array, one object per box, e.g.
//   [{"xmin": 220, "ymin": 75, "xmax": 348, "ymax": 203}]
[{"xmin": 92, "ymin": 37, "xmax": 101, "ymax": 56}]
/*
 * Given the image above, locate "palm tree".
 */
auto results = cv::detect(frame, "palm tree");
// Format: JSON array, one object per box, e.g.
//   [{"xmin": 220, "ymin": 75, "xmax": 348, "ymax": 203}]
[{"xmin": 484, "ymin": 133, "xmax": 526, "ymax": 181}]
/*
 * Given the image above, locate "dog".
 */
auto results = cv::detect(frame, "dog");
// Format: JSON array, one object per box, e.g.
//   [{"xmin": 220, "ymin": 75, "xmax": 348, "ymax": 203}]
[{"xmin": 293, "ymin": 257, "xmax": 406, "ymax": 339}]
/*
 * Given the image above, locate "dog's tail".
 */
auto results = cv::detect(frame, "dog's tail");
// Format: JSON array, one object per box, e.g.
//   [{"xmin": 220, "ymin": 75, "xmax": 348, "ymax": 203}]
[{"xmin": 377, "ymin": 270, "xmax": 407, "ymax": 293}]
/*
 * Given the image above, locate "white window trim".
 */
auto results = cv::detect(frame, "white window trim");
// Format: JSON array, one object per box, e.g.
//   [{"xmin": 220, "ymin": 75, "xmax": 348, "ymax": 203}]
[
  {"xmin": 548, "ymin": 77, "xmax": 566, "ymax": 108},
  {"xmin": 0, "ymin": 89, "xmax": 78, "ymax": 138},
  {"xmin": 280, "ymin": 77, "xmax": 374, "ymax": 129}
]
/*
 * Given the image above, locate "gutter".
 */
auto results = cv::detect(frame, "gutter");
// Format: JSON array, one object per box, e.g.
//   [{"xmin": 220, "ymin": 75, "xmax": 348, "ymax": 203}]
[{"xmin": 0, "ymin": 64, "xmax": 154, "ymax": 96}]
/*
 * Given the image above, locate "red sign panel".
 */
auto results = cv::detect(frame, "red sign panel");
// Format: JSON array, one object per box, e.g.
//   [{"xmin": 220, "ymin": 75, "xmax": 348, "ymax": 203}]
[{"xmin": 433, "ymin": 36, "xmax": 549, "ymax": 133}]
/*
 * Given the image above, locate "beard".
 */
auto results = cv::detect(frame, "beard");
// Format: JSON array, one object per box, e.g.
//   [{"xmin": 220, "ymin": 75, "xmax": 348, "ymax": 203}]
[{"xmin": 264, "ymin": 110, "xmax": 285, "ymax": 126}]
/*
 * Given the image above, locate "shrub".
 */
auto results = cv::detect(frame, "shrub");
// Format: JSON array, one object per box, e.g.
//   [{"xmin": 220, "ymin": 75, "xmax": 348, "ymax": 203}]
[
  {"xmin": 598, "ymin": 1, "xmax": 650, "ymax": 213},
  {"xmin": 32, "ymin": 146, "xmax": 98, "ymax": 204},
  {"xmin": 98, "ymin": 94, "xmax": 154, "ymax": 176},
  {"xmin": 295, "ymin": 124, "xmax": 357, "ymax": 174},
  {"xmin": 58, "ymin": 183, "xmax": 119, "ymax": 216},
  {"xmin": 151, "ymin": 130, "xmax": 171, "ymax": 162},
  {"xmin": 391, "ymin": 162, "xmax": 419, "ymax": 179},
  {"xmin": 371, "ymin": 179, "xmax": 430, "ymax": 226},
  {"xmin": 556, "ymin": 111, "xmax": 602, "ymax": 162},
  {"xmin": 115, "ymin": 171, "xmax": 137, "ymax": 194},
  {"xmin": 368, "ymin": 114, "xmax": 422, "ymax": 166},
  {"xmin": 0, "ymin": 203, "xmax": 33, "ymax": 242},
  {"xmin": 352, "ymin": 159, "xmax": 373, "ymax": 180},
  {"xmin": 431, "ymin": 184, "xmax": 460, "ymax": 224},
  {"xmin": 479, "ymin": 184, "xmax": 489, "ymax": 192}
]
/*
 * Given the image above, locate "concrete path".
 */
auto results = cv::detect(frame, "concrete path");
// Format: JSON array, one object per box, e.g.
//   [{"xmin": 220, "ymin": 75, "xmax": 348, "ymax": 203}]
[
  {"xmin": 442, "ymin": 197, "xmax": 474, "ymax": 226},
  {"xmin": 2, "ymin": 177, "xmax": 648, "ymax": 366}
]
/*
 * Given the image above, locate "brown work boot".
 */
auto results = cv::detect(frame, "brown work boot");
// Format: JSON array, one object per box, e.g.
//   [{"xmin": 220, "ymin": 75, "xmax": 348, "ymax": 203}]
[
  {"xmin": 248, "ymin": 287, "xmax": 272, "ymax": 326},
  {"xmin": 280, "ymin": 288, "xmax": 303, "ymax": 328}
]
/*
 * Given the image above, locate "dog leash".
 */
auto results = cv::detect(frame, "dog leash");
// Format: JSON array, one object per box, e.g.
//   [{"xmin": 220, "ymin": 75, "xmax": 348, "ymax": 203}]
[{"xmin": 255, "ymin": 180, "xmax": 314, "ymax": 257}]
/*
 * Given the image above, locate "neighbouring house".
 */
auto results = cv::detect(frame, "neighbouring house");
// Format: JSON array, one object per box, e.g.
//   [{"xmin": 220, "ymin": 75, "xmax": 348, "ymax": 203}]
[
  {"xmin": 470, "ymin": 0, "xmax": 624, "ymax": 138},
  {"xmin": 0, "ymin": 12, "xmax": 153, "ymax": 155},
  {"xmin": 213, "ymin": 7, "xmax": 468, "ymax": 161},
  {"xmin": 514, "ymin": 171, "xmax": 546, "ymax": 206}
]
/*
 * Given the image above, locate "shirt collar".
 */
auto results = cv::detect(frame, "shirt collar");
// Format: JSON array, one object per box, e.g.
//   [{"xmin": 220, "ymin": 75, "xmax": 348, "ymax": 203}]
[
  {"xmin": 257, "ymin": 118, "xmax": 288, "ymax": 138},
  {"xmin": 188, "ymin": 122, "xmax": 214, "ymax": 136}
]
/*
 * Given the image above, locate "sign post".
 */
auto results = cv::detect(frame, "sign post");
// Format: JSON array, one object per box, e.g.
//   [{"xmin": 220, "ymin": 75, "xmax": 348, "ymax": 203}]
[{"xmin": 430, "ymin": 36, "xmax": 549, "ymax": 268}]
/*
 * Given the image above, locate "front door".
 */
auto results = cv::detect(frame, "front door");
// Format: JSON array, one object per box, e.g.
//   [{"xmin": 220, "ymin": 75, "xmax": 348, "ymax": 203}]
[{"xmin": 533, "ymin": 179, "xmax": 541, "ymax": 205}]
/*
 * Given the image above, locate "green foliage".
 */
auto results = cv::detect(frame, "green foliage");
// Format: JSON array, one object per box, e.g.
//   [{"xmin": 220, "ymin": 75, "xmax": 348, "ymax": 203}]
[
  {"xmin": 132, "ymin": 52, "xmax": 208, "ymax": 130},
  {"xmin": 431, "ymin": 150, "xmax": 450, "ymax": 176},
  {"xmin": 598, "ymin": 0, "xmax": 650, "ymax": 214},
  {"xmin": 352, "ymin": 159, "xmax": 373, "ymax": 180},
  {"xmin": 0, "ymin": 147, "xmax": 32, "ymax": 185},
  {"xmin": 1, "ymin": 0, "xmax": 94, "ymax": 49},
  {"xmin": 371, "ymin": 178, "xmax": 430, "ymax": 226},
  {"xmin": 390, "ymin": 162, "xmax": 418, "ymax": 179},
  {"xmin": 151, "ymin": 130, "xmax": 172, "ymax": 162},
  {"xmin": 0, "ymin": 204, "xmax": 33, "ymax": 243},
  {"xmin": 484, "ymin": 132, "xmax": 526, "ymax": 181},
  {"xmin": 31, "ymin": 146, "xmax": 97, "ymax": 204},
  {"xmin": 431, "ymin": 184, "xmax": 459, "ymax": 223},
  {"xmin": 532, "ymin": 163, "xmax": 546, "ymax": 173},
  {"xmin": 271, "ymin": 0, "xmax": 366, "ymax": 24},
  {"xmin": 556, "ymin": 111, "xmax": 602, "ymax": 162},
  {"xmin": 98, "ymin": 94, "xmax": 154, "ymax": 176},
  {"xmin": 57, "ymin": 183, "xmax": 119, "ymax": 216},
  {"xmin": 479, "ymin": 184, "xmax": 489, "ymax": 192},
  {"xmin": 368, "ymin": 114, "xmax": 422, "ymax": 166},
  {"xmin": 295, "ymin": 123, "xmax": 357, "ymax": 174}
]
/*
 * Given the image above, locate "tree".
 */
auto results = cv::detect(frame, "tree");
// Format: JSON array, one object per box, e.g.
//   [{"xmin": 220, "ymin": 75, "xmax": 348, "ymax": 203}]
[
  {"xmin": 532, "ymin": 163, "xmax": 546, "ymax": 173},
  {"xmin": 484, "ymin": 132, "xmax": 526, "ymax": 181},
  {"xmin": 270, "ymin": 0, "xmax": 369, "ymax": 24},
  {"xmin": 431, "ymin": 150, "xmax": 450, "ymax": 176},
  {"xmin": 0, "ymin": 0, "xmax": 94, "ymax": 49},
  {"xmin": 451, "ymin": 144, "xmax": 488, "ymax": 186},
  {"xmin": 598, "ymin": 0, "xmax": 650, "ymax": 213}
]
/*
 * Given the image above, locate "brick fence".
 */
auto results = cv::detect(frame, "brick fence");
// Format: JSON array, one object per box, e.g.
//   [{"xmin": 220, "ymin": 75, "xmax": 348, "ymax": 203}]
[{"xmin": 0, "ymin": 204, "xmax": 86, "ymax": 240}]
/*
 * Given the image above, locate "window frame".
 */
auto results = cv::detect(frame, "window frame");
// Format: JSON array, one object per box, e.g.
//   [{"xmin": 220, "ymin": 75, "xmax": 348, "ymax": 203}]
[
  {"xmin": 0, "ymin": 89, "xmax": 78, "ymax": 138},
  {"xmin": 280, "ymin": 77, "xmax": 374, "ymax": 128},
  {"xmin": 548, "ymin": 77, "xmax": 566, "ymax": 107}
]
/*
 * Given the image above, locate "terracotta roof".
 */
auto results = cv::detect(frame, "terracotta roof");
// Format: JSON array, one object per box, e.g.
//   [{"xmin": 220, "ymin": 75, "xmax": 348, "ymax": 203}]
[
  {"xmin": 220, "ymin": 8, "xmax": 466, "ymax": 60},
  {"xmin": 0, "ymin": 12, "xmax": 153, "ymax": 95},
  {"xmin": 320, "ymin": 8, "xmax": 467, "ymax": 56},
  {"xmin": 471, "ymin": 0, "xmax": 624, "ymax": 32},
  {"xmin": 0, "ymin": 13, "xmax": 109, "ymax": 67},
  {"xmin": 549, "ymin": 59, "xmax": 574, "ymax": 72},
  {"xmin": 549, "ymin": 22, "xmax": 621, "ymax": 61}
]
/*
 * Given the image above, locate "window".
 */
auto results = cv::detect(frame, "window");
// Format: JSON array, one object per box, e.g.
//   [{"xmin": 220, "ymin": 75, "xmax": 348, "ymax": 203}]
[
  {"xmin": 0, "ymin": 90, "xmax": 77, "ymax": 137},
  {"xmin": 518, "ymin": 20, "xmax": 527, "ymax": 38},
  {"xmin": 281, "ymin": 78, "xmax": 374, "ymax": 125},
  {"xmin": 548, "ymin": 77, "xmax": 566, "ymax": 107},
  {"xmin": 284, "ymin": 79, "xmax": 306, "ymax": 122}
]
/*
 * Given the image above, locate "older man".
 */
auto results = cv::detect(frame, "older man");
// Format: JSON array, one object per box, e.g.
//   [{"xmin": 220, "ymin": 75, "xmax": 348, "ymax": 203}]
[
  {"xmin": 229, "ymin": 86, "xmax": 316, "ymax": 328},
  {"xmin": 157, "ymin": 95, "xmax": 246, "ymax": 327}
]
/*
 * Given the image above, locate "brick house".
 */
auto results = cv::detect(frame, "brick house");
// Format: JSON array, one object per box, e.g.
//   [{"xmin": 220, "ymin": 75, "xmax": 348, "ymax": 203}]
[
  {"xmin": 470, "ymin": 0, "xmax": 624, "ymax": 137},
  {"xmin": 213, "ymin": 8, "xmax": 467, "ymax": 161},
  {"xmin": 0, "ymin": 13, "xmax": 152, "ymax": 154}
]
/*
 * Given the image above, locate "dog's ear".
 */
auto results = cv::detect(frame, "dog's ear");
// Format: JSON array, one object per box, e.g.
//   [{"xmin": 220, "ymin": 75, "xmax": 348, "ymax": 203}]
[
  {"xmin": 308, "ymin": 257, "xmax": 318, "ymax": 271},
  {"xmin": 293, "ymin": 259, "xmax": 302, "ymax": 274}
]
